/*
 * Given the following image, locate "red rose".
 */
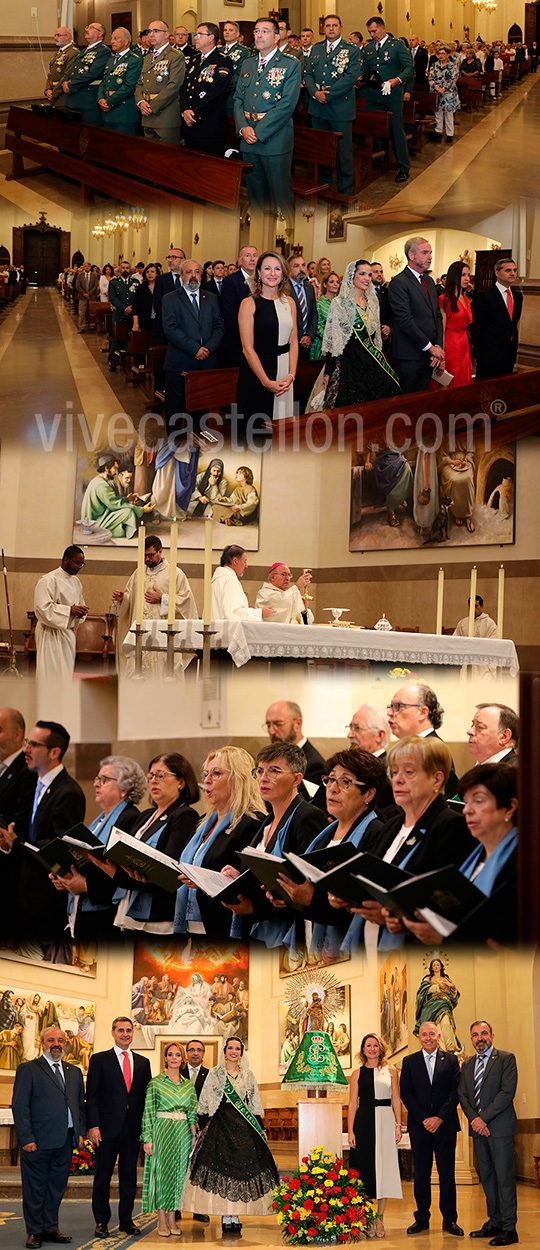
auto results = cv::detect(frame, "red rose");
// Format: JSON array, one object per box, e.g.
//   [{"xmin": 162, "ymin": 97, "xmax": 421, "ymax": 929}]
[
  {"xmin": 303, "ymin": 1199, "xmax": 314, "ymax": 1211},
  {"xmin": 288, "ymin": 1225, "xmax": 295, "ymax": 1235},
  {"xmin": 308, "ymin": 1228, "xmax": 317, "ymax": 1237},
  {"xmin": 320, "ymin": 1203, "xmax": 328, "ymax": 1213},
  {"xmin": 349, "ymin": 1168, "xmax": 359, "ymax": 1178}
]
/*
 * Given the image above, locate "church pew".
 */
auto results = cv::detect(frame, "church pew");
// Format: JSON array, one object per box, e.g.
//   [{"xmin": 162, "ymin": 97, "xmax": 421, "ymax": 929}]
[
  {"xmin": 457, "ymin": 77, "xmax": 484, "ymax": 112},
  {"xmin": 352, "ymin": 107, "xmax": 392, "ymax": 179},
  {"xmin": 292, "ymin": 128, "xmax": 342, "ymax": 198},
  {"xmin": 183, "ymin": 360, "xmax": 322, "ymax": 415}
]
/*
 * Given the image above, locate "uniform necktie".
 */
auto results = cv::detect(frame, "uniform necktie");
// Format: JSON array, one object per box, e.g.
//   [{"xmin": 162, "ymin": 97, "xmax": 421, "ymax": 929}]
[
  {"xmin": 296, "ymin": 282, "xmax": 308, "ymax": 332},
  {"xmin": 506, "ymin": 287, "xmax": 514, "ymax": 319},
  {"xmin": 122, "ymin": 1050, "xmax": 132, "ymax": 1091},
  {"xmin": 474, "ymin": 1055, "xmax": 486, "ymax": 1109},
  {"xmin": 259, "ymin": 57, "xmax": 267, "ymax": 71}
]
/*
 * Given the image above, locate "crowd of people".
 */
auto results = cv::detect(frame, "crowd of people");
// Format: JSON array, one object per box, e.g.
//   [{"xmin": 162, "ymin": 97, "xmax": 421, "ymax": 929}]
[{"xmin": 0, "ymin": 686, "xmax": 519, "ymax": 951}]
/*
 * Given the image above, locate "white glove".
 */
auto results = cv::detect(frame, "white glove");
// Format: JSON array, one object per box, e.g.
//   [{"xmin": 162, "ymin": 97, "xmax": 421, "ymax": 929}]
[{"xmin": 381, "ymin": 80, "xmax": 392, "ymax": 95}]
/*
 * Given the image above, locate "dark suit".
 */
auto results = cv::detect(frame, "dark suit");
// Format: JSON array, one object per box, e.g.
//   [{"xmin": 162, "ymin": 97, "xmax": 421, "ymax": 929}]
[
  {"xmin": 0, "ymin": 750, "xmax": 36, "ymax": 835},
  {"xmin": 363, "ymin": 794, "xmax": 475, "ymax": 878},
  {"xmin": 372, "ymin": 282, "xmax": 393, "ymax": 329},
  {"xmin": 411, "ymin": 44, "xmax": 429, "ymax": 84},
  {"xmin": 162, "ymin": 286, "xmax": 224, "ymax": 431},
  {"xmin": 153, "ymin": 271, "xmax": 181, "ymax": 344},
  {"xmin": 458, "ymin": 1048, "xmax": 518, "ymax": 1232},
  {"xmin": 12, "ymin": 1055, "xmax": 85, "ymax": 1236},
  {"xmin": 221, "ymin": 268, "xmax": 254, "ymax": 365},
  {"xmin": 299, "ymin": 738, "xmax": 326, "ymax": 809},
  {"xmin": 289, "ymin": 278, "xmax": 318, "ymax": 359},
  {"xmin": 387, "ymin": 266, "xmax": 443, "ymax": 392},
  {"xmin": 204, "ymin": 277, "xmax": 224, "ymax": 302},
  {"xmin": 11, "ymin": 767, "xmax": 85, "ymax": 940},
  {"xmin": 471, "ymin": 284, "xmax": 523, "ymax": 379},
  {"xmin": 181, "ymin": 48, "xmax": 232, "ymax": 153},
  {"xmin": 86, "ymin": 1046, "xmax": 151, "ymax": 1227},
  {"xmin": 400, "ymin": 1048, "xmax": 460, "ymax": 1225},
  {"xmin": 179, "ymin": 1063, "xmax": 208, "ymax": 1100}
]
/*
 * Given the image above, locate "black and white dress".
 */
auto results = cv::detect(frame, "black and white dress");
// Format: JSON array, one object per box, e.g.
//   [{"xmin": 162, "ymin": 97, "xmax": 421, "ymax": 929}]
[{"xmin": 349, "ymin": 1065, "xmax": 402, "ymax": 1200}]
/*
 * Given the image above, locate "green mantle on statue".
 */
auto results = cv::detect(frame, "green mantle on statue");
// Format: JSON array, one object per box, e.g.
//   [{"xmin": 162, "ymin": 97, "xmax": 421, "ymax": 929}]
[{"xmin": 281, "ymin": 1031, "xmax": 348, "ymax": 1091}]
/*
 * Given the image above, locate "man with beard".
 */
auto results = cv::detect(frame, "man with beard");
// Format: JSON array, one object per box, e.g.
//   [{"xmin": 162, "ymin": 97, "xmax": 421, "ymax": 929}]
[
  {"xmin": 113, "ymin": 533, "xmax": 197, "ymax": 676},
  {"xmin": 263, "ymin": 700, "xmax": 325, "ymax": 805}
]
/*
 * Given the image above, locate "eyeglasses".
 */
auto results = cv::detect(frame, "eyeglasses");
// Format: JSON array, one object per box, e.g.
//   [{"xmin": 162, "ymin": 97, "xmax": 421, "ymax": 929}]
[
  {"xmin": 94, "ymin": 774, "xmax": 118, "ymax": 785},
  {"xmin": 322, "ymin": 775, "xmax": 367, "ymax": 792},
  {"xmin": 146, "ymin": 771, "xmax": 176, "ymax": 782},
  {"xmin": 24, "ymin": 739, "xmax": 47, "ymax": 749},
  {"xmin": 202, "ymin": 769, "xmax": 231, "ymax": 782},
  {"xmin": 252, "ymin": 766, "xmax": 288, "ymax": 779},
  {"xmin": 345, "ymin": 723, "xmax": 370, "ymax": 733},
  {"xmin": 386, "ymin": 702, "xmax": 423, "ymax": 714},
  {"xmin": 262, "ymin": 720, "xmax": 287, "ymax": 731}
]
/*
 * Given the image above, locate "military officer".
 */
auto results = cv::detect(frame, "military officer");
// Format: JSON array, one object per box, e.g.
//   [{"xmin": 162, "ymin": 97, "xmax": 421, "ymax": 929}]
[
  {"xmin": 220, "ymin": 20, "xmax": 250, "ymax": 117},
  {"xmin": 234, "ymin": 17, "xmax": 301, "ymax": 227},
  {"xmin": 304, "ymin": 14, "xmax": 361, "ymax": 196},
  {"xmin": 277, "ymin": 20, "xmax": 303, "ymax": 60},
  {"xmin": 360, "ymin": 15, "xmax": 414, "ymax": 183},
  {"xmin": 181, "ymin": 22, "xmax": 232, "ymax": 153},
  {"xmin": 172, "ymin": 26, "xmax": 197, "ymax": 61},
  {"xmin": 107, "ymin": 261, "xmax": 140, "ymax": 372},
  {"xmin": 62, "ymin": 21, "xmax": 111, "ymax": 125},
  {"xmin": 44, "ymin": 27, "xmax": 79, "ymax": 108},
  {"xmin": 135, "ymin": 19, "xmax": 185, "ymax": 143},
  {"xmin": 98, "ymin": 28, "xmax": 140, "ymax": 133}
]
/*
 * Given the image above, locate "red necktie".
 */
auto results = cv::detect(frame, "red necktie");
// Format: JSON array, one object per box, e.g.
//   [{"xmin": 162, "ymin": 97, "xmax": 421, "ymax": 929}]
[
  {"xmin": 420, "ymin": 274, "xmax": 430, "ymax": 298},
  {"xmin": 506, "ymin": 287, "xmax": 514, "ymax": 319},
  {"xmin": 122, "ymin": 1050, "xmax": 132, "ymax": 1091}
]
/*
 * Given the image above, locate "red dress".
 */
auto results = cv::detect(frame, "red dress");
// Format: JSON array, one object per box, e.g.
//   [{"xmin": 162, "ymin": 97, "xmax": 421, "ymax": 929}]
[{"xmin": 440, "ymin": 294, "xmax": 473, "ymax": 386}]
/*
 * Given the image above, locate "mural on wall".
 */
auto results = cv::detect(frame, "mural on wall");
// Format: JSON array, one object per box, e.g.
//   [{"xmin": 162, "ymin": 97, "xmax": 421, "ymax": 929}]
[
  {"xmin": 131, "ymin": 940, "xmax": 249, "ymax": 1050},
  {"xmin": 279, "ymin": 947, "xmax": 350, "ymax": 977},
  {"xmin": 0, "ymin": 988, "xmax": 94, "ymax": 1071},
  {"xmin": 412, "ymin": 952, "xmax": 464, "ymax": 1055},
  {"xmin": 0, "ymin": 939, "xmax": 97, "ymax": 978},
  {"xmin": 350, "ymin": 439, "xmax": 515, "ymax": 551},
  {"xmin": 379, "ymin": 953, "xmax": 407, "ymax": 1058},
  {"xmin": 278, "ymin": 968, "xmax": 351, "ymax": 1074},
  {"xmin": 73, "ymin": 444, "xmax": 262, "ymax": 551}
]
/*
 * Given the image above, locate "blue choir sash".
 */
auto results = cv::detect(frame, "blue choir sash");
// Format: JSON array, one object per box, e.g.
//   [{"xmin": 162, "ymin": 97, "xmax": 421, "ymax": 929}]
[
  {"xmin": 67, "ymin": 801, "xmax": 129, "ymax": 918},
  {"xmin": 173, "ymin": 810, "xmax": 232, "ymax": 933},
  {"xmin": 459, "ymin": 826, "xmax": 518, "ymax": 895}
]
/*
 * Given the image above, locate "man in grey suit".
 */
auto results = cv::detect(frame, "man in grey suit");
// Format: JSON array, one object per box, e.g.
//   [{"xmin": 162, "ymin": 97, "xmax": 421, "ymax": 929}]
[
  {"xmin": 12, "ymin": 1025, "xmax": 85, "ymax": 1248},
  {"xmin": 288, "ymin": 256, "xmax": 317, "ymax": 360},
  {"xmin": 75, "ymin": 262, "xmax": 100, "ymax": 333},
  {"xmin": 458, "ymin": 1020, "xmax": 518, "ymax": 1246},
  {"xmin": 388, "ymin": 237, "xmax": 444, "ymax": 392},
  {"xmin": 162, "ymin": 259, "xmax": 224, "ymax": 433}
]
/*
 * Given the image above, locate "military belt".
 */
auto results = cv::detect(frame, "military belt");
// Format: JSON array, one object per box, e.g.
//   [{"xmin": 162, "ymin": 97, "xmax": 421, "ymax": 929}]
[{"xmin": 245, "ymin": 110, "xmax": 268, "ymax": 121}]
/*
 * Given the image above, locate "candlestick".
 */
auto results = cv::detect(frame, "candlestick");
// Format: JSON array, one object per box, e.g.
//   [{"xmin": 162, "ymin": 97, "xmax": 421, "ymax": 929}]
[
  {"xmin": 168, "ymin": 518, "xmax": 178, "ymax": 626},
  {"xmin": 436, "ymin": 567, "xmax": 444, "ymax": 635},
  {"xmin": 203, "ymin": 517, "xmax": 213, "ymax": 625},
  {"xmin": 497, "ymin": 564, "xmax": 505, "ymax": 639},
  {"xmin": 135, "ymin": 524, "xmax": 145, "ymax": 626},
  {"xmin": 468, "ymin": 566, "xmax": 477, "ymax": 637}
]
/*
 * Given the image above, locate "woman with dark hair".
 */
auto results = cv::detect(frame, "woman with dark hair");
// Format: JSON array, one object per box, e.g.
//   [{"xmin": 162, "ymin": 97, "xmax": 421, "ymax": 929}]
[
  {"xmin": 99, "ymin": 263, "xmax": 114, "ymax": 301},
  {"xmin": 439, "ymin": 260, "xmax": 473, "ymax": 385},
  {"xmin": 201, "ymin": 260, "xmax": 214, "ymax": 285},
  {"xmin": 321, "ymin": 260, "xmax": 400, "ymax": 407},
  {"xmin": 132, "ymin": 263, "xmax": 158, "ymax": 334},
  {"xmin": 236, "ymin": 251, "xmax": 298, "ymax": 423},
  {"xmin": 310, "ymin": 271, "xmax": 341, "ymax": 360},
  {"xmin": 113, "ymin": 753, "xmax": 200, "ymax": 934},
  {"xmin": 181, "ymin": 1036, "xmax": 278, "ymax": 1235},
  {"xmin": 141, "ymin": 1040, "xmax": 197, "ymax": 1236},
  {"xmin": 348, "ymin": 1033, "xmax": 402, "ymax": 1238},
  {"xmin": 187, "ymin": 459, "xmax": 228, "ymax": 518}
]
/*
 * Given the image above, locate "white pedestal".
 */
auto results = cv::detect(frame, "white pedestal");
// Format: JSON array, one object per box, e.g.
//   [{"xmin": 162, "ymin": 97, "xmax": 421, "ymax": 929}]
[{"xmin": 297, "ymin": 1097, "xmax": 344, "ymax": 1163}]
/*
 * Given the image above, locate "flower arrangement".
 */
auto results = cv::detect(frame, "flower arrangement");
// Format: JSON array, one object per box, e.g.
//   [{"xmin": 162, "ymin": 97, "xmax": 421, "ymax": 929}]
[
  {"xmin": 272, "ymin": 1147, "xmax": 376, "ymax": 1244},
  {"xmin": 70, "ymin": 1138, "xmax": 96, "ymax": 1174}
]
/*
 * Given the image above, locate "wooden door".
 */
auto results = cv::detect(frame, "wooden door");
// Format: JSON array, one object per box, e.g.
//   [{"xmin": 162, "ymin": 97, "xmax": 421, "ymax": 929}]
[{"xmin": 23, "ymin": 229, "xmax": 62, "ymax": 286}]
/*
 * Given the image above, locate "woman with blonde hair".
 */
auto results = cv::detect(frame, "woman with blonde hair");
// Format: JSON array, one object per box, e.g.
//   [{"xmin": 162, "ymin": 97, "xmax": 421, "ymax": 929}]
[
  {"xmin": 236, "ymin": 251, "xmax": 298, "ymax": 423},
  {"xmin": 141, "ymin": 1040, "xmax": 198, "ymax": 1236},
  {"xmin": 310, "ymin": 255, "xmax": 331, "ymax": 300},
  {"xmin": 174, "ymin": 747, "xmax": 265, "ymax": 940},
  {"xmin": 348, "ymin": 1032, "xmax": 402, "ymax": 1238}
]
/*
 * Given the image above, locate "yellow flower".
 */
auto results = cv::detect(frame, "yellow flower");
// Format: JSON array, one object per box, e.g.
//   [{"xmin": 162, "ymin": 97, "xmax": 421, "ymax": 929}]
[
  {"xmin": 299, "ymin": 1165, "xmax": 308, "ymax": 1173},
  {"xmin": 324, "ymin": 1178, "xmax": 333, "ymax": 1187},
  {"xmin": 339, "ymin": 1168, "xmax": 347, "ymax": 1176}
]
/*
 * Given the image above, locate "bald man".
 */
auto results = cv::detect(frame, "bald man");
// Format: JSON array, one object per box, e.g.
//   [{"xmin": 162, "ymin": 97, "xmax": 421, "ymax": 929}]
[
  {"xmin": 44, "ymin": 27, "xmax": 79, "ymax": 107},
  {"xmin": 255, "ymin": 565, "xmax": 313, "ymax": 623},
  {"xmin": 0, "ymin": 708, "xmax": 36, "ymax": 835},
  {"xmin": 98, "ymin": 28, "xmax": 141, "ymax": 132},
  {"xmin": 264, "ymin": 700, "xmax": 325, "ymax": 806}
]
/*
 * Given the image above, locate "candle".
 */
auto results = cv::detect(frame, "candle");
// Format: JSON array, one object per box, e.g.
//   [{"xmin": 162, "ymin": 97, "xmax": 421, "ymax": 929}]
[
  {"xmin": 435, "ymin": 567, "xmax": 444, "ymax": 634},
  {"xmin": 497, "ymin": 564, "xmax": 505, "ymax": 639},
  {"xmin": 468, "ymin": 566, "xmax": 477, "ymax": 637},
  {"xmin": 168, "ymin": 517, "xmax": 178, "ymax": 626},
  {"xmin": 135, "ymin": 523, "xmax": 145, "ymax": 626},
  {"xmin": 203, "ymin": 517, "xmax": 213, "ymax": 625}
]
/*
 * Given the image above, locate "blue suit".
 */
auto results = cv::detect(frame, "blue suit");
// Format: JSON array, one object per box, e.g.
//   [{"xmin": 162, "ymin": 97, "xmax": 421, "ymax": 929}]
[
  {"xmin": 162, "ymin": 285, "xmax": 224, "ymax": 430},
  {"xmin": 12, "ymin": 1055, "xmax": 85, "ymax": 1236}
]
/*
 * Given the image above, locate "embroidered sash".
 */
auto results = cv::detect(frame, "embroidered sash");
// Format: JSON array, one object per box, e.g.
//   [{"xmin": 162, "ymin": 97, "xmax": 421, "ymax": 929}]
[{"xmin": 223, "ymin": 1074, "xmax": 266, "ymax": 1142}]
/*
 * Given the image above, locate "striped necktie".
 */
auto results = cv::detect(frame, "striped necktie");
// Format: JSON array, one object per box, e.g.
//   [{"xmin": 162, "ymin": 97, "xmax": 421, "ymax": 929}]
[
  {"xmin": 474, "ymin": 1055, "xmax": 486, "ymax": 1110},
  {"xmin": 296, "ymin": 282, "xmax": 308, "ymax": 332}
]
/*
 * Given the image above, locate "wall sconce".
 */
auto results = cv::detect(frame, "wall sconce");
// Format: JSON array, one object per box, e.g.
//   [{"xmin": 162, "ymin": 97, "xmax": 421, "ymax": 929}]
[
  {"xmin": 194, "ymin": 233, "xmax": 199, "ymax": 244},
  {"xmin": 406, "ymin": 12, "xmax": 410, "ymax": 22},
  {"xmin": 377, "ymin": 2, "xmax": 383, "ymax": 12}
]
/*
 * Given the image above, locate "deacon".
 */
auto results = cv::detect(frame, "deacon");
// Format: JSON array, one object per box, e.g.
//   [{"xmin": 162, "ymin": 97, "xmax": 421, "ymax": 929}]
[
  {"xmin": 62, "ymin": 21, "xmax": 111, "ymax": 125},
  {"xmin": 255, "ymin": 563, "xmax": 314, "ymax": 623},
  {"xmin": 234, "ymin": 18, "xmax": 301, "ymax": 226},
  {"xmin": 98, "ymin": 27, "xmax": 141, "ymax": 133},
  {"xmin": 211, "ymin": 545, "xmax": 275, "ymax": 622},
  {"xmin": 33, "ymin": 547, "xmax": 87, "ymax": 683},
  {"xmin": 113, "ymin": 533, "xmax": 197, "ymax": 676},
  {"xmin": 135, "ymin": 20, "xmax": 185, "ymax": 144},
  {"xmin": 453, "ymin": 595, "xmax": 497, "ymax": 639},
  {"xmin": 181, "ymin": 23, "xmax": 232, "ymax": 154},
  {"xmin": 44, "ymin": 27, "xmax": 79, "ymax": 108}
]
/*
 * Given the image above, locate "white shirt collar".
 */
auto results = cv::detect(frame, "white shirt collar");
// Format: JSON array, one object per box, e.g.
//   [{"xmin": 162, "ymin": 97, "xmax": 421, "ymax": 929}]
[
  {"xmin": 36, "ymin": 763, "xmax": 64, "ymax": 790},
  {"xmin": 327, "ymin": 38, "xmax": 342, "ymax": 52},
  {"xmin": 57, "ymin": 41, "xmax": 74, "ymax": 50},
  {"xmin": 226, "ymin": 41, "xmax": 238, "ymax": 49},
  {"xmin": 496, "ymin": 281, "xmax": 513, "ymax": 298},
  {"xmin": 418, "ymin": 727, "xmax": 433, "ymax": 738},
  {"xmin": 407, "ymin": 266, "xmax": 424, "ymax": 281},
  {"xmin": 377, "ymin": 35, "xmax": 389, "ymax": 48},
  {"xmin": 259, "ymin": 46, "xmax": 278, "ymax": 66},
  {"xmin": 86, "ymin": 41, "xmax": 103, "ymax": 49},
  {"xmin": 240, "ymin": 268, "xmax": 252, "ymax": 281},
  {"xmin": 153, "ymin": 42, "xmax": 170, "ymax": 56},
  {"xmin": 422, "ymin": 1048, "xmax": 437, "ymax": 1060},
  {"xmin": 115, "ymin": 48, "xmax": 129, "ymax": 58},
  {"xmin": 477, "ymin": 748, "xmax": 513, "ymax": 764},
  {"xmin": 114, "ymin": 1043, "xmax": 134, "ymax": 1066},
  {"xmin": 297, "ymin": 736, "xmax": 307, "ymax": 749},
  {"xmin": 184, "ymin": 284, "xmax": 200, "ymax": 298}
]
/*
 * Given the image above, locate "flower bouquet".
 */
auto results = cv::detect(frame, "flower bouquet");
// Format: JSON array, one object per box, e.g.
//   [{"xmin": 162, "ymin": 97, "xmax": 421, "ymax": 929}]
[
  {"xmin": 70, "ymin": 1138, "xmax": 96, "ymax": 1174},
  {"xmin": 272, "ymin": 1147, "xmax": 376, "ymax": 1243}
]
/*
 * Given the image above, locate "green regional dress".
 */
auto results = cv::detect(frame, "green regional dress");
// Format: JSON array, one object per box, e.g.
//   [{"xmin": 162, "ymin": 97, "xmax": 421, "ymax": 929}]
[{"xmin": 141, "ymin": 1073, "xmax": 198, "ymax": 1213}]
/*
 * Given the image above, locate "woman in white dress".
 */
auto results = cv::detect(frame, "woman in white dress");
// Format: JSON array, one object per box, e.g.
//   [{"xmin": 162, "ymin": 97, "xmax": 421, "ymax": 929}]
[
  {"xmin": 236, "ymin": 251, "xmax": 298, "ymax": 425},
  {"xmin": 99, "ymin": 263, "xmax": 114, "ymax": 301},
  {"xmin": 348, "ymin": 1032, "xmax": 402, "ymax": 1238}
]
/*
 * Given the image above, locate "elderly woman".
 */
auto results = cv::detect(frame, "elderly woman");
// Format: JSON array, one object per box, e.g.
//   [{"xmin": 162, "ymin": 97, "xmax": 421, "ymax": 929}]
[
  {"xmin": 322, "ymin": 260, "xmax": 400, "ymax": 407},
  {"xmin": 460, "ymin": 47, "xmax": 482, "ymax": 76},
  {"xmin": 181, "ymin": 1037, "xmax": 278, "ymax": 1235},
  {"xmin": 48, "ymin": 755, "xmax": 146, "ymax": 940},
  {"xmin": 336, "ymin": 737, "xmax": 474, "ymax": 952},
  {"xmin": 141, "ymin": 1040, "xmax": 198, "ymax": 1236},
  {"xmin": 429, "ymin": 46, "xmax": 460, "ymax": 142},
  {"xmin": 187, "ymin": 459, "xmax": 228, "ymax": 518},
  {"xmin": 310, "ymin": 271, "xmax": 341, "ymax": 360},
  {"xmin": 174, "ymin": 747, "xmax": 265, "ymax": 941},
  {"xmin": 113, "ymin": 753, "xmax": 200, "ymax": 935},
  {"xmin": 401, "ymin": 763, "xmax": 518, "ymax": 946}
]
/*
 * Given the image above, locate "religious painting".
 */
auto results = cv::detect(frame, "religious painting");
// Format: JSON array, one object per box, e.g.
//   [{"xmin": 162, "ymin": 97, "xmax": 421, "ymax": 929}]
[
  {"xmin": 278, "ymin": 946, "xmax": 350, "ymax": 977},
  {"xmin": 327, "ymin": 205, "xmax": 347, "ymax": 242},
  {"xmin": 131, "ymin": 940, "xmax": 249, "ymax": 1050},
  {"xmin": 379, "ymin": 952, "xmax": 407, "ymax": 1059},
  {"xmin": 278, "ymin": 968, "xmax": 351, "ymax": 1074},
  {"xmin": 412, "ymin": 951, "xmax": 464, "ymax": 1056},
  {"xmin": 73, "ymin": 445, "xmax": 262, "ymax": 551},
  {"xmin": 0, "ymin": 939, "xmax": 97, "ymax": 978},
  {"xmin": 349, "ymin": 440, "xmax": 516, "ymax": 552},
  {"xmin": 0, "ymin": 986, "xmax": 95, "ymax": 1072}
]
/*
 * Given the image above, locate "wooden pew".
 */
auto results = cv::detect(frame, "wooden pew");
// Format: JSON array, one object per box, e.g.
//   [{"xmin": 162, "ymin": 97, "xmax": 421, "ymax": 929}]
[
  {"xmin": 484, "ymin": 70, "xmax": 503, "ymax": 98},
  {"xmin": 402, "ymin": 99, "xmax": 422, "ymax": 153},
  {"xmin": 183, "ymin": 360, "xmax": 322, "ymax": 416},
  {"xmin": 292, "ymin": 127, "xmax": 342, "ymax": 198},
  {"xmin": 352, "ymin": 106, "xmax": 391, "ymax": 181},
  {"xmin": 457, "ymin": 76, "xmax": 484, "ymax": 111},
  {"xmin": 124, "ymin": 329, "xmax": 156, "ymax": 383}
]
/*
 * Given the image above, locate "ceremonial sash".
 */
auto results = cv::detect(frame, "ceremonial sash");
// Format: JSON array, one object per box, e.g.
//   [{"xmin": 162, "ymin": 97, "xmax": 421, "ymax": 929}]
[
  {"xmin": 351, "ymin": 315, "xmax": 400, "ymax": 385},
  {"xmin": 223, "ymin": 1074, "xmax": 266, "ymax": 1142}
]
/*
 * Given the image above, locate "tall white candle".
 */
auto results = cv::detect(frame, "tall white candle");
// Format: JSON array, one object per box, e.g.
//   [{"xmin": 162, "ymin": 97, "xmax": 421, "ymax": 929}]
[
  {"xmin": 468, "ymin": 566, "xmax": 477, "ymax": 637},
  {"xmin": 203, "ymin": 517, "xmax": 212, "ymax": 625},
  {"xmin": 135, "ymin": 524, "xmax": 145, "ymax": 626},
  {"xmin": 168, "ymin": 518, "xmax": 178, "ymax": 626},
  {"xmin": 497, "ymin": 564, "xmax": 505, "ymax": 639},
  {"xmin": 436, "ymin": 567, "xmax": 444, "ymax": 635}
]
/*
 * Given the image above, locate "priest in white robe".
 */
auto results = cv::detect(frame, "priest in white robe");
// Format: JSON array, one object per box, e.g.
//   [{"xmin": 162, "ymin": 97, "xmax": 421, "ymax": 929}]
[
  {"xmin": 453, "ymin": 594, "xmax": 497, "ymax": 680},
  {"xmin": 34, "ymin": 546, "xmax": 88, "ymax": 683},
  {"xmin": 255, "ymin": 563, "xmax": 314, "ymax": 624},
  {"xmin": 113, "ymin": 534, "xmax": 198, "ymax": 676},
  {"xmin": 211, "ymin": 544, "xmax": 275, "ymax": 622}
]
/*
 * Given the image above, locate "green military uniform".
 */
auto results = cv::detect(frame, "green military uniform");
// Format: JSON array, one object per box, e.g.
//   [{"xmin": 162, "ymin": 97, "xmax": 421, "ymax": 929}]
[
  {"xmin": 135, "ymin": 44, "xmax": 185, "ymax": 143},
  {"xmin": 107, "ymin": 274, "xmax": 140, "ymax": 366},
  {"xmin": 62, "ymin": 41, "xmax": 112, "ymax": 125},
  {"xmin": 44, "ymin": 41, "xmax": 79, "ymax": 108},
  {"xmin": 359, "ymin": 35, "xmax": 414, "ymax": 176},
  {"xmin": 234, "ymin": 48, "xmax": 302, "ymax": 224},
  {"xmin": 220, "ymin": 40, "xmax": 250, "ymax": 117},
  {"xmin": 304, "ymin": 38, "xmax": 361, "ymax": 195},
  {"xmin": 97, "ymin": 49, "xmax": 141, "ymax": 133}
]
